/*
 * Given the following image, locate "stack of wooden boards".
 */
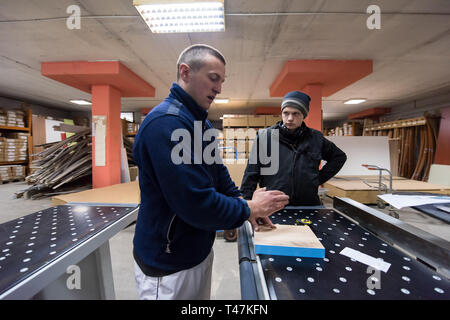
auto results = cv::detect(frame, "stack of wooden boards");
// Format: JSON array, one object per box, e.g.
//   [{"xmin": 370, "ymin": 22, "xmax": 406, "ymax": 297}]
[
  {"xmin": 16, "ymin": 125, "xmax": 136, "ymax": 199},
  {"xmin": 0, "ymin": 165, "xmax": 26, "ymax": 183},
  {"xmin": 363, "ymin": 116, "xmax": 439, "ymax": 181},
  {"xmin": 0, "ymin": 134, "xmax": 28, "ymax": 162},
  {"xmin": 0, "ymin": 109, "xmax": 26, "ymax": 127},
  {"xmin": 17, "ymin": 129, "xmax": 92, "ymax": 199}
]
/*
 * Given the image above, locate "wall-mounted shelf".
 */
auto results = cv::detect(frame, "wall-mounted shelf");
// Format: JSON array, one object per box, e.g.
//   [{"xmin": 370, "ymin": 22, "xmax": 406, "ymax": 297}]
[
  {"xmin": 364, "ymin": 116, "xmax": 426, "ymax": 132},
  {"xmin": 0, "ymin": 126, "xmax": 30, "ymax": 132}
]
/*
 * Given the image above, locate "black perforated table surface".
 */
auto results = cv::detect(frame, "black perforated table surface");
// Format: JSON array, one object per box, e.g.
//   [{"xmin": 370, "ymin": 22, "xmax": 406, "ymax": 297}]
[
  {"xmin": 0, "ymin": 205, "xmax": 136, "ymax": 298},
  {"xmin": 253, "ymin": 208, "xmax": 450, "ymax": 299}
]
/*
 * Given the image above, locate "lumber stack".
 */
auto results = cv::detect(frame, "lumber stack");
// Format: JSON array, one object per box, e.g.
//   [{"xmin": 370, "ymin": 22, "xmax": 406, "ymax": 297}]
[
  {"xmin": 123, "ymin": 135, "xmax": 136, "ymax": 166},
  {"xmin": 17, "ymin": 129, "xmax": 92, "ymax": 199},
  {"xmin": 363, "ymin": 116, "xmax": 439, "ymax": 181},
  {"xmin": 16, "ymin": 126, "xmax": 137, "ymax": 199}
]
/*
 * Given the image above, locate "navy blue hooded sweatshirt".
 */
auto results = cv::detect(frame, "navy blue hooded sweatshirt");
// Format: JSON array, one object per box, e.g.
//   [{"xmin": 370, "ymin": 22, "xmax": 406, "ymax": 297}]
[{"xmin": 133, "ymin": 83, "xmax": 250, "ymax": 274}]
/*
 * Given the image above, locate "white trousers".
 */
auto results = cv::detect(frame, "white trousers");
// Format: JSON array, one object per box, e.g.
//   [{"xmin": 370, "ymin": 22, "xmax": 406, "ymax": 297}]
[{"xmin": 134, "ymin": 250, "xmax": 214, "ymax": 300}]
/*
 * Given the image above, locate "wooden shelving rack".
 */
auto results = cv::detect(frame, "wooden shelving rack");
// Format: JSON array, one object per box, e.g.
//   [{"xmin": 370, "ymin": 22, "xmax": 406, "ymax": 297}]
[{"xmin": 0, "ymin": 106, "xmax": 33, "ymax": 177}]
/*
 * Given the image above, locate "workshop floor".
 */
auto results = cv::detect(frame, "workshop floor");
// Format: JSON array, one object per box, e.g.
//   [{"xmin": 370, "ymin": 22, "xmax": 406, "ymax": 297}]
[{"xmin": 1, "ymin": 181, "xmax": 448, "ymax": 300}]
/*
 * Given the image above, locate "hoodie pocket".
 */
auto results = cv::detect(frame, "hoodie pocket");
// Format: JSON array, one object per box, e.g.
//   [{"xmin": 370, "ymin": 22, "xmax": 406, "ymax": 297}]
[{"xmin": 165, "ymin": 215, "xmax": 177, "ymax": 254}]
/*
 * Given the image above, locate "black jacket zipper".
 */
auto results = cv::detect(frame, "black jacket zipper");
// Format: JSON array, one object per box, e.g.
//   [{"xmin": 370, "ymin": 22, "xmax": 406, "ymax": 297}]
[
  {"xmin": 165, "ymin": 215, "xmax": 176, "ymax": 254},
  {"xmin": 290, "ymin": 144, "xmax": 297, "ymax": 202}
]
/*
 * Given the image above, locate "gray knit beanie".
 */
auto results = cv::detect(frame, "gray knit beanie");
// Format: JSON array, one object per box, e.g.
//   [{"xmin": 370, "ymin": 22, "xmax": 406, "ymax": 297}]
[{"xmin": 281, "ymin": 91, "xmax": 311, "ymax": 118}]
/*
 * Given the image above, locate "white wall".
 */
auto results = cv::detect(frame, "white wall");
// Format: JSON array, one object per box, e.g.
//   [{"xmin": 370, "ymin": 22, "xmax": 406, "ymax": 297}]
[{"xmin": 326, "ymin": 136, "xmax": 391, "ymax": 176}]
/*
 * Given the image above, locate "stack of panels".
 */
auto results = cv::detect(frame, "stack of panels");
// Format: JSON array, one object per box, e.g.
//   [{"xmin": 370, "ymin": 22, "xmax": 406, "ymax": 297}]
[
  {"xmin": 0, "ymin": 165, "xmax": 26, "ymax": 182},
  {"xmin": 0, "ymin": 109, "xmax": 25, "ymax": 127}
]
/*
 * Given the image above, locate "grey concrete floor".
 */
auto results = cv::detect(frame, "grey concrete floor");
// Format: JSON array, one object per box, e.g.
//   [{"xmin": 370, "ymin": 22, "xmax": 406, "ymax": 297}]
[
  {"xmin": 0, "ymin": 181, "xmax": 241, "ymax": 300},
  {"xmin": 1, "ymin": 181, "xmax": 449, "ymax": 300}
]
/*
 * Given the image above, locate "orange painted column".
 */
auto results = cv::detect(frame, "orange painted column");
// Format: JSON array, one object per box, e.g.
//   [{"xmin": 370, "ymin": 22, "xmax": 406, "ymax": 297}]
[
  {"xmin": 91, "ymin": 85, "xmax": 122, "ymax": 188},
  {"xmin": 302, "ymin": 84, "xmax": 323, "ymax": 132}
]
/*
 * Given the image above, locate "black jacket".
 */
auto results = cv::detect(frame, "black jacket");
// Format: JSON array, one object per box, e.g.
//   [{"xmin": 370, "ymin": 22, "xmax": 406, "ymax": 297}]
[{"xmin": 240, "ymin": 122, "xmax": 347, "ymax": 206}]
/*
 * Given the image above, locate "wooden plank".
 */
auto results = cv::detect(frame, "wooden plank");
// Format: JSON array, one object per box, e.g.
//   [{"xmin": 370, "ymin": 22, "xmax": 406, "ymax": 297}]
[
  {"xmin": 326, "ymin": 179, "xmax": 449, "ymax": 191},
  {"xmin": 324, "ymin": 179, "xmax": 450, "ymax": 204},
  {"xmin": 364, "ymin": 116, "xmax": 426, "ymax": 132},
  {"xmin": 254, "ymin": 224, "xmax": 325, "ymax": 258},
  {"xmin": 0, "ymin": 125, "xmax": 30, "ymax": 131},
  {"xmin": 388, "ymin": 138, "xmax": 400, "ymax": 177},
  {"xmin": 0, "ymin": 161, "xmax": 28, "ymax": 165},
  {"xmin": 51, "ymin": 180, "xmax": 140, "ymax": 205},
  {"xmin": 331, "ymin": 175, "xmax": 406, "ymax": 180},
  {"xmin": 53, "ymin": 123, "xmax": 89, "ymax": 133}
]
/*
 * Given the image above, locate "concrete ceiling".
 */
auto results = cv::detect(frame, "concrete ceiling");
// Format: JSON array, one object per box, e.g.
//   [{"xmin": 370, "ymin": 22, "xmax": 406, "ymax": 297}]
[{"xmin": 0, "ymin": 0, "xmax": 449, "ymax": 122}]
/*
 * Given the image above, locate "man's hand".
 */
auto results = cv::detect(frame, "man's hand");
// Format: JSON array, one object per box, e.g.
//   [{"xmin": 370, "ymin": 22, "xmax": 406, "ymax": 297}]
[{"xmin": 246, "ymin": 188, "xmax": 289, "ymax": 231}]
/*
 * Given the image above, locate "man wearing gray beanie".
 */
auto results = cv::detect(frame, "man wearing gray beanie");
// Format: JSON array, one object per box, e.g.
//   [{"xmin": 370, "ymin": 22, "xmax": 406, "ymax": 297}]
[
  {"xmin": 281, "ymin": 90, "xmax": 311, "ymax": 118},
  {"xmin": 241, "ymin": 90, "xmax": 347, "ymax": 206}
]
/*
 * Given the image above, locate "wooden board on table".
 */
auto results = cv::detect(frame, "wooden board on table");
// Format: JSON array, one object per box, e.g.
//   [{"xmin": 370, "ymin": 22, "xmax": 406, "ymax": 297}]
[
  {"xmin": 254, "ymin": 224, "xmax": 325, "ymax": 258},
  {"xmin": 324, "ymin": 178, "xmax": 450, "ymax": 204},
  {"xmin": 51, "ymin": 180, "xmax": 140, "ymax": 206}
]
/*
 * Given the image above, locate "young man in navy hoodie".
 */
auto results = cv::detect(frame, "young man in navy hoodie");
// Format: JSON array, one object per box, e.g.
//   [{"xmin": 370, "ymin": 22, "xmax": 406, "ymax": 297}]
[{"xmin": 132, "ymin": 44, "xmax": 289, "ymax": 300}]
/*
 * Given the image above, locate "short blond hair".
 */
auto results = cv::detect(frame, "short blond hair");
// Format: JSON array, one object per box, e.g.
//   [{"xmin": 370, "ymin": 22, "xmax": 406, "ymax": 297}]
[{"xmin": 176, "ymin": 44, "xmax": 226, "ymax": 80}]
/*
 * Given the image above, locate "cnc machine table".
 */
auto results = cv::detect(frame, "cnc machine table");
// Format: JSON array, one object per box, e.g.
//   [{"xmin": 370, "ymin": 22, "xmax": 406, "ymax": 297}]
[{"xmin": 238, "ymin": 205, "xmax": 450, "ymax": 300}]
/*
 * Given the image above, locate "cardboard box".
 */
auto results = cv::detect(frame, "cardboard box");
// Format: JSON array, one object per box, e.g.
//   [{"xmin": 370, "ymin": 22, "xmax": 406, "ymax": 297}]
[
  {"xmin": 223, "ymin": 150, "xmax": 237, "ymax": 159},
  {"xmin": 235, "ymin": 140, "xmax": 247, "ymax": 153},
  {"xmin": 247, "ymin": 140, "xmax": 254, "ymax": 153},
  {"xmin": 223, "ymin": 115, "xmax": 248, "ymax": 127},
  {"xmin": 237, "ymin": 152, "xmax": 247, "ymax": 159},
  {"xmin": 246, "ymin": 128, "xmax": 258, "ymax": 140},
  {"xmin": 223, "ymin": 128, "xmax": 235, "ymax": 139},
  {"xmin": 234, "ymin": 128, "xmax": 248, "ymax": 140},
  {"xmin": 248, "ymin": 115, "xmax": 266, "ymax": 127},
  {"xmin": 222, "ymin": 139, "xmax": 235, "ymax": 149},
  {"xmin": 265, "ymin": 115, "xmax": 282, "ymax": 127},
  {"xmin": 225, "ymin": 128, "xmax": 257, "ymax": 140}
]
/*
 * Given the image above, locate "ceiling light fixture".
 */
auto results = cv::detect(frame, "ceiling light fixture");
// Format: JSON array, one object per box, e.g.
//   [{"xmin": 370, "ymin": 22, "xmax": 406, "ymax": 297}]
[
  {"xmin": 344, "ymin": 98, "xmax": 366, "ymax": 105},
  {"xmin": 133, "ymin": 0, "xmax": 225, "ymax": 34},
  {"xmin": 70, "ymin": 99, "xmax": 92, "ymax": 105},
  {"xmin": 214, "ymin": 98, "xmax": 229, "ymax": 104}
]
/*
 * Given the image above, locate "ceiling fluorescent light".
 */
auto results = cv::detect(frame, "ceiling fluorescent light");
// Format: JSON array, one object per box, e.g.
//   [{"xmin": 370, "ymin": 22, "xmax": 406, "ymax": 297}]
[
  {"xmin": 133, "ymin": 0, "xmax": 225, "ymax": 34},
  {"xmin": 344, "ymin": 99, "xmax": 366, "ymax": 105},
  {"xmin": 70, "ymin": 99, "xmax": 92, "ymax": 105},
  {"xmin": 214, "ymin": 98, "xmax": 229, "ymax": 104}
]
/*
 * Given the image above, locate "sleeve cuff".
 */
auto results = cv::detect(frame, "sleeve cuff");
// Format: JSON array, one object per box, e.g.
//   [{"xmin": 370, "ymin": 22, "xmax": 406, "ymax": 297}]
[{"xmin": 240, "ymin": 198, "xmax": 251, "ymax": 220}]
